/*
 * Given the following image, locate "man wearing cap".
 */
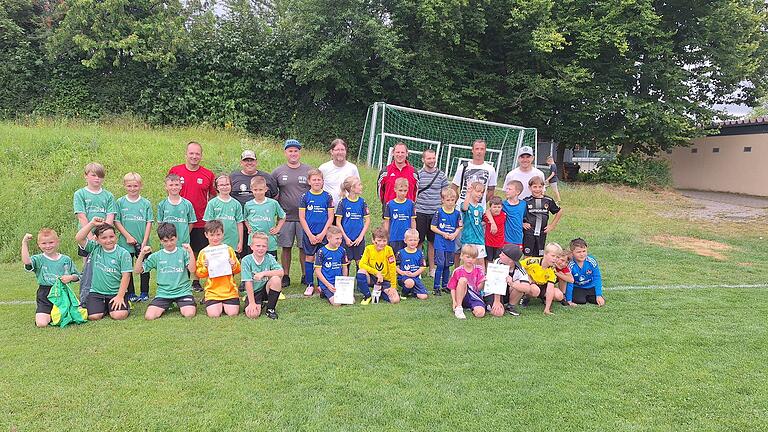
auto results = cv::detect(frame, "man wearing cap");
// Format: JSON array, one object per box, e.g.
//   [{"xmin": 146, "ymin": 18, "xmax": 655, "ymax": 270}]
[
  {"xmin": 272, "ymin": 139, "xmax": 312, "ymax": 287},
  {"xmin": 502, "ymin": 145, "xmax": 545, "ymax": 200},
  {"xmin": 319, "ymin": 138, "xmax": 360, "ymax": 205},
  {"xmin": 450, "ymin": 139, "xmax": 498, "ymax": 208},
  {"xmin": 231, "ymin": 150, "xmax": 279, "ymax": 260},
  {"xmin": 491, "ymin": 244, "xmax": 534, "ymax": 317}
]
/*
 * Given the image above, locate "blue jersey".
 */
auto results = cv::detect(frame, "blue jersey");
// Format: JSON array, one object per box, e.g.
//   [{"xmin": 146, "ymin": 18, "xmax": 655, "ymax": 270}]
[
  {"xmin": 566, "ymin": 255, "xmax": 603, "ymax": 301},
  {"xmin": 299, "ymin": 190, "xmax": 334, "ymax": 235},
  {"xmin": 336, "ymin": 197, "xmax": 369, "ymax": 240},
  {"xmin": 385, "ymin": 198, "xmax": 415, "ymax": 242},
  {"xmin": 431, "ymin": 207, "xmax": 462, "ymax": 252},
  {"xmin": 461, "ymin": 202, "xmax": 485, "ymax": 245},
  {"xmin": 314, "ymin": 245, "xmax": 348, "ymax": 286},
  {"xmin": 397, "ymin": 248, "xmax": 426, "ymax": 274},
  {"xmin": 502, "ymin": 199, "xmax": 526, "ymax": 244}
]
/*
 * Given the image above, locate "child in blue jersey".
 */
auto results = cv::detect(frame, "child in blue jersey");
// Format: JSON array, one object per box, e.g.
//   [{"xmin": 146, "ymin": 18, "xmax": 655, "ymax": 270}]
[
  {"xmin": 314, "ymin": 226, "xmax": 349, "ymax": 305},
  {"xmin": 460, "ymin": 181, "xmax": 487, "ymax": 265},
  {"xmin": 299, "ymin": 169, "xmax": 335, "ymax": 297},
  {"xmin": 430, "ymin": 187, "xmax": 462, "ymax": 296},
  {"xmin": 566, "ymin": 238, "xmax": 605, "ymax": 306},
  {"xmin": 502, "ymin": 180, "xmax": 526, "ymax": 249},
  {"xmin": 383, "ymin": 177, "xmax": 416, "ymax": 254},
  {"xmin": 114, "ymin": 172, "xmax": 154, "ymax": 303},
  {"xmin": 396, "ymin": 229, "xmax": 428, "ymax": 300},
  {"xmin": 336, "ymin": 176, "xmax": 370, "ymax": 270}
]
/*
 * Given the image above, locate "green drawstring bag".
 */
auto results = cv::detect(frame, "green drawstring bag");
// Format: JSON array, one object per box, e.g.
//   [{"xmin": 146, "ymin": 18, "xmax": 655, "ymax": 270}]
[{"xmin": 48, "ymin": 279, "xmax": 87, "ymax": 327}]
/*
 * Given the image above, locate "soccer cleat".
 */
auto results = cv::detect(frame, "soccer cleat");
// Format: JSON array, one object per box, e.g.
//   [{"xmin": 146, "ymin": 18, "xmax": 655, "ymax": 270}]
[
  {"xmin": 192, "ymin": 280, "xmax": 203, "ymax": 292},
  {"xmin": 137, "ymin": 294, "xmax": 149, "ymax": 302},
  {"xmin": 454, "ymin": 306, "xmax": 467, "ymax": 320},
  {"xmin": 303, "ymin": 285, "xmax": 314, "ymax": 296},
  {"xmin": 360, "ymin": 297, "xmax": 372, "ymax": 305},
  {"xmin": 128, "ymin": 294, "xmax": 139, "ymax": 303},
  {"xmin": 266, "ymin": 309, "xmax": 278, "ymax": 320},
  {"xmin": 506, "ymin": 304, "xmax": 521, "ymax": 317},
  {"xmin": 278, "ymin": 292, "xmax": 286, "ymax": 300},
  {"xmin": 560, "ymin": 299, "xmax": 569, "ymax": 306},
  {"xmin": 433, "ymin": 289, "xmax": 442, "ymax": 296},
  {"xmin": 281, "ymin": 275, "xmax": 291, "ymax": 288},
  {"xmin": 520, "ymin": 296, "xmax": 529, "ymax": 307}
]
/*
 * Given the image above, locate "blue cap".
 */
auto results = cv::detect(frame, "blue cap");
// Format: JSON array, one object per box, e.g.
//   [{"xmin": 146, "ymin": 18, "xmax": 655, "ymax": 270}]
[{"xmin": 284, "ymin": 139, "xmax": 302, "ymax": 150}]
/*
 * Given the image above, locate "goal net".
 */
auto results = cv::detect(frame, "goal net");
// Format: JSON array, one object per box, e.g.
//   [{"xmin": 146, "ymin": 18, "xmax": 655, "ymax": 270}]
[{"xmin": 357, "ymin": 102, "xmax": 538, "ymax": 176}]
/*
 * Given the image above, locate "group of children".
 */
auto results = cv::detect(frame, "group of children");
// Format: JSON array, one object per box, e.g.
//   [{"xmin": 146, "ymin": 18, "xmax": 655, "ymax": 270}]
[{"xmin": 22, "ymin": 160, "xmax": 605, "ymax": 327}]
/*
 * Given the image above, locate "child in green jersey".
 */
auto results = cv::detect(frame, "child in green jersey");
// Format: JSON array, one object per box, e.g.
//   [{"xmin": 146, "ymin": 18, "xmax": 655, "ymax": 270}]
[
  {"xmin": 135, "ymin": 223, "xmax": 198, "ymax": 320},
  {"xmin": 241, "ymin": 232, "xmax": 284, "ymax": 319},
  {"xmin": 157, "ymin": 174, "xmax": 197, "ymax": 247},
  {"xmin": 203, "ymin": 174, "xmax": 244, "ymax": 254},
  {"xmin": 114, "ymin": 172, "xmax": 154, "ymax": 303},
  {"xmin": 244, "ymin": 176, "xmax": 286, "ymax": 258},
  {"xmin": 73, "ymin": 162, "xmax": 117, "ymax": 229},
  {"xmin": 21, "ymin": 229, "xmax": 80, "ymax": 327}
]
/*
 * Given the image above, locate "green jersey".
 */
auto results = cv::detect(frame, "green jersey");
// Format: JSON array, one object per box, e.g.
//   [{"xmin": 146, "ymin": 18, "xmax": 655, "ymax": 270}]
[
  {"xmin": 26, "ymin": 253, "xmax": 79, "ymax": 286},
  {"xmin": 157, "ymin": 197, "xmax": 197, "ymax": 245},
  {"xmin": 203, "ymin": 196, "xmax": 244, "ymax": 249},
  {"xmin": 142, "ymin": 247, "xmax": 192, "ymax": 298},
  {"xmin": 116, "ymin": 195, "xmax": 154, "ymax": 251},
  {"xmin": 82, "ymin": 240, "xmax": 132, "ymax": 295},
  {"xmin": 244, "ymin": 198, "xmax": 285, "ymax": 251},
  {"xmin": 73, "ymin": 187, "xmax": 116, "ymax": 224},
  {"xmin": 240, "ymin": 253, "xmax": 282, "ymax": 292}
]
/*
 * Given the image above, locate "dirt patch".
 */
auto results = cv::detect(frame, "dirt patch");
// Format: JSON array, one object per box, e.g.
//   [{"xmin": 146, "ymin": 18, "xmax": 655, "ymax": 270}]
[
  {"xmin": 649, "ymin": 235, "xmax": 733, "ymax": 261},
  {"xmin": 656, "ymin": 190, "xmax": 768, "ymax": 223}
]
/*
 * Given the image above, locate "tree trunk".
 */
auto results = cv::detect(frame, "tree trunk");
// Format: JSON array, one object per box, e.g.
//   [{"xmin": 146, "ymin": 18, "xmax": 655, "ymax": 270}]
[{"xmin": 619, "ymin": 142, "xmax": 636, "ymax": 157}]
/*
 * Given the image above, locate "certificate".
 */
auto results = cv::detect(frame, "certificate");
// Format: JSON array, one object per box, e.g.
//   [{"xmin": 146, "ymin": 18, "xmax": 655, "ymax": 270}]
[
  {"xmin": 484, "ymin": 263, "xmax": 510, "ymax": 296},
  {"xmin": 205, "ymin": 245, "xmax": 232, "ymax": 278},
  {"xmin": 334, "ymin": 276, "xmax": 355, "ymax": 305}
]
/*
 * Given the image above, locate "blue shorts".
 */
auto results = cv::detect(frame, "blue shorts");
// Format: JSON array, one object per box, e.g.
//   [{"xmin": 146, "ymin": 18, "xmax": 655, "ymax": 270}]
[
  {"xmin": 302, "ymin": 233, "xmax": 327, "ymax": 256},
  {"xmin": 346, "ymin": 241, "xmax": 365, "ymax": 261},
  {"xmin": 434, "ymin": 250, "xmax": 455, "ymax": 268},
  {"xmin": 320, "ymin": 284, "xmax": 335, "ymax": 300},
  {"xmin": 462, "ymin": 288, "xmax": 485, "ymax": 310},
  {"xmin": 398, "ymin": 276, "xmax": 427, "ymax": 296}
]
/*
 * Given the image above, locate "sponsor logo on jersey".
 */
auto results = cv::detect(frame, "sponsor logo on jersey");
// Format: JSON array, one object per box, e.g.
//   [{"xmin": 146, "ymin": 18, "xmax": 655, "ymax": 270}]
[{"xmin": 197, "ymin": 178, "xmax": 203, "ymax": 184}]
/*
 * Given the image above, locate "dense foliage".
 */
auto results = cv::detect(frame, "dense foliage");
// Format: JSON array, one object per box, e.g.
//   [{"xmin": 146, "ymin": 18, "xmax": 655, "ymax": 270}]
[{"xmin": 579, "ymin": 154, "xmax": 672, "ymax": 188}]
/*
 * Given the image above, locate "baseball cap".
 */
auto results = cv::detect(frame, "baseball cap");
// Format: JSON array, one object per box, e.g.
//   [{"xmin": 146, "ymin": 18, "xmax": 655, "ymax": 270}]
[
  {"xmin": 284, "ymin": 139, "xmax": 302, "ymax": 150},
  {"xmin": 241, "ymin": 150, "xmax": 256, "ymax": 160},
  {"xmin": 501, "ymin": 244, "xmax": 523, "ymax": 262},
  {"xmin": 518, "ymin": 146, "xmax": 534, "ymax": 157}
]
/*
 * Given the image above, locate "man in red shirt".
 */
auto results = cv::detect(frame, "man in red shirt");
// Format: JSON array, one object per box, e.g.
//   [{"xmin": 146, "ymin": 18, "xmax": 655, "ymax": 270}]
[
  {"xmin": 377, "ymin": 142, "xmax": 418, "ymax": 214},
  {"xmin": 168, "ymin": 141, "xmax": 216, "ymax": 291}
]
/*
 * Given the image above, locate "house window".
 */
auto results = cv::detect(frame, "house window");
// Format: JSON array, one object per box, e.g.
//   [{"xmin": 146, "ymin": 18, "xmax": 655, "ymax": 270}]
[
  {"xmin": 691, "ymin": 148, "xmax": 698, "ymax": 153},
  {"xmin": 713, "ymin": 147, "xmax": 720, "ymax": 153},
  {"xmin": 744, "ymin": 146, "xmax": 752, "ymax": 152}
]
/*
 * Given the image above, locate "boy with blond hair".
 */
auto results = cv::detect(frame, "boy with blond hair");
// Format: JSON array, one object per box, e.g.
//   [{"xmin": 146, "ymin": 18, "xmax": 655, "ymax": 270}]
[
  {"xmin": 430, "ymin": 187, "xmax": 462, "ymax": 296},
  {"xmin": 314, "ymin": 226, "xmax": 349, "ymax": 305},
  {"xmin": 241, "ymin": 232, "xmax": 284, "ymax": 319},
  {"xmin": 114, "ymin": 172, "xmax": 154, "ymax": 302},
  {"xmin": 519, "ymin": 242, "xmax": 566, "ymax": 315},
  {"xmin": 356, "ymin": 227, "xmax": 400, "ymax": 304},
  {"xmin": 396, "ymin": 228, "xmax": 428, "ymax": 300}
]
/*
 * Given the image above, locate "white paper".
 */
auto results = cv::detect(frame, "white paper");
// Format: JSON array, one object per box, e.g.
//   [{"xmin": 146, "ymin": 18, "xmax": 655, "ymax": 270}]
[
  {"xmin": 484, "ymin": 263, "xmax": 510, "ymax": 296},
  {"xmin": 334, "ymin": 276, "xmax": 355, "ymax": 304},
  {"xmin": 205, "ymin": 245, "xmax": 232, "ymax": 278},
  {"xmin": 372, "ymin": 285, "xmax": 382, "ymax": 303}
]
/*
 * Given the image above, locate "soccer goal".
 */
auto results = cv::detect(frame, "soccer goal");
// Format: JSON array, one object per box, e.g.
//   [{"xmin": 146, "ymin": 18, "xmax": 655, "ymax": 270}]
[{"xmin": 357, "ymin": 102, "xmax": 538, "ymax": 175}]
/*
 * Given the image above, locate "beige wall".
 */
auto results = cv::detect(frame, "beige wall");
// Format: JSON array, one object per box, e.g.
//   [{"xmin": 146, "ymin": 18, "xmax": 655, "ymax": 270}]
[{"xmin": 667, "ymin": 133, "xmax": 768, "ymax": 197}]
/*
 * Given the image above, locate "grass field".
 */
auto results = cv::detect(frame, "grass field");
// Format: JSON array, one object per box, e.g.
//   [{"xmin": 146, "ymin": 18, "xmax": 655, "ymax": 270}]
[{"xmin": 2, "ymin": 120, "xmax": 767, "ymax": 430}]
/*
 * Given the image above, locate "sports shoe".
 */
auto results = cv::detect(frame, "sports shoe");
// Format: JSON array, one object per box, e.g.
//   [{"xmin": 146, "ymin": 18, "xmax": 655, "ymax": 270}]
[
  {"xmin": 128, "ymin": 294, "xmax": 139, "ymax": 303},
  {"xmin": 560, "ymin": 299, "xmax": 569, "ymax": 307},
  {"xmin": 360, "ymin": 297, "xmax": 372, "ymax": 305},
  {"xmin": 429, "ymin": 268, "xmax": 436, "ymax": 278},
  {"xmin": 303, "ymin": 285, "xmax": 314, "ymax": 296},
  {"xmin": 520, "ymin": 296, "xmax": 529, "ymax": 307},
  {"xmin": 137, "ymin": 294, "xmax": 149, "ymax": 302},
  {"xmin": 281, "ymin": 275, "xmax": 290, "ymax": 288},
  {"xmin": 454, "ymin": 306, "xmax": 466, "ymax": 320},
  {"xmin": 192, "ymin": 280, "xmax": 203, "ymax": 292},
  {"xmin": 506, "ymin": 304, "xmax": 520, "ymax": 317},
  {"xmin": 278, "ymin": 292, "xmax": 286, "ymax": 300},
  {"xmin": 433, "ymin": 289, "xmax": 442, "ymax": 296},
  {"xmin": 266, "ymin": 308, "xmax": 278, "ymax": 320}
]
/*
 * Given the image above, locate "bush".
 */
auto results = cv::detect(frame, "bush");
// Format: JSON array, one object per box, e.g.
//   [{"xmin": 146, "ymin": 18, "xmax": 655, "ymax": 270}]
[{"xmin": 580, "ymin": 154, "xmax": 671, "ymax": 188}]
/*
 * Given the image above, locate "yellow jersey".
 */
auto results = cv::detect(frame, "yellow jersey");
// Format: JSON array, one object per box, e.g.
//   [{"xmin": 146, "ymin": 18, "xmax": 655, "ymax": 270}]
[
  {"xmin": 196, "ymin": 246, "xmax": 241, "ymax": 301},
  {"xmin": 359, "ymin": 244, "xmax": 397, "ymax": 287},
  {"xmin": 520, "ymin": 257, "xmax": 556, "ymax": 286}
]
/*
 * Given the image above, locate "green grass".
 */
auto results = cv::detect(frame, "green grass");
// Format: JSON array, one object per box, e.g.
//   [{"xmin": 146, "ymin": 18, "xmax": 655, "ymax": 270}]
[{"xmin": 2, "ymin": 120, "xmax": 768, "ymax": 430}]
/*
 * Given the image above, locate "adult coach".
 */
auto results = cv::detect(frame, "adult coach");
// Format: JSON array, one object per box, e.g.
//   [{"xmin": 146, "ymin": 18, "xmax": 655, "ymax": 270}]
[
  {"xmin": 450, "ymin": 139, "xmax": 497, "ymax": 207},
  {"xmin": 502, "ymin": 145, "xmax": 545, "ymax": 200},
  {"xmin": 169, "ymin": 141, "xmax": 216, "ymax": 291},
  {"xmin": 319, "ymin": 138, "xmax": 359, "ymax": 205},
  {"xmin": 272, "ymin": 139, "xmax": 312, "ymax": 288},
  {"xmin": 231, "ymin": 150, "xmax": 278, "ymax": 259},
  {"xmin": 377, "ymin": 142, "xmax": 418, "ymax": 213},
  {"xmin": 414, "ymin": 149, "xmax": 448, "ymax": 277}
]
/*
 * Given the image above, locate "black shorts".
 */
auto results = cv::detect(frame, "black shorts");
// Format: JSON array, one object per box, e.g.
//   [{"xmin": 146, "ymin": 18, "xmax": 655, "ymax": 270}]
[
  {"xmin": 523, "ymin": 231, "xmax": 546, "ymax": 257},
  {"xmin": 485, "ymin": 246, "xmax": 502, "ymax": 261},
  {"xmin": 150, "ymin": 295, "xmax": 196, "ymax": 310},
  {"xmin": 190, "ymin": 228, "xmax": 209, "ymax": 255},
  {"xmin": 389, "ymin": 240, "xmax": 405, "ymax": 255},
  {"xmin": 415, "ymin": 212, "xmax": 436, "ymax": 243},
  {"xmin": 572, "ymin": 287, "xmax": 598, "ymax": 305},
  {"xmin": 483, "ymin": 293, "xmax": 509, "ymax": 308},
  {"xmin": 244, "ymin": 289, "xmax": 268, "ymax": 307},
  {"xmin": 346, "ymin": 242, "xmax": 365, "ymax": 261},
  {"xmin": 203, "ymin": 297, "xmax": 240, "ymax": 308},
  {"xmin": 535, "ymin": 283, "xmax": 549, "ymax": 300},
  {"xmin": 86, "ymin": 292, "xmax": 130, "ymax": 315},
  {"xmin": 36, "ymin": 285, "xmax": 53, "ymax": 314},
  {"xmin": 237, "ymin": 225, "xmax": 249, "ymax": 260}
]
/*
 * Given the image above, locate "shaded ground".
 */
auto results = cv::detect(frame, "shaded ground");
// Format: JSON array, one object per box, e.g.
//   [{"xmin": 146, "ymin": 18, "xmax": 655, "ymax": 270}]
[{"xmin": 657, "ymin": 189, "xmax": 768, "ymax": 223}]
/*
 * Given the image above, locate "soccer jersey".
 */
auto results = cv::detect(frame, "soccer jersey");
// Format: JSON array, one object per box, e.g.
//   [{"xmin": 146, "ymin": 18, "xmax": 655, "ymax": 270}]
[
  {"xmin": 299, "ymin": 190, "xmax": 334, "ymax": 235},
  {"xmin": 523, "ymin": 195, "xmax": 561, "ymax": 237},
  {"xmin": 566, "ymin": 255, "xmax": 603, "ymax": 301},
  {"xmin": 203, "ymin": 196, "xmax": 245, "ymax": 249},
  {"xmin": 157, "ymin": 197, "xmax": 197, "ymax": 246},
  {"xmin": 484, "ymin": 212, "xmax": 506, "ymax": 248},
  {"xmin": 82, "ymin": 240, "xmax": 133, "ymax": 296},
  {"xmin": 315, "ymin": 245, "xmax": 349, "ymax": 286},
  {"xmin": 336, "ymin": 197, "xmax": 370, "ymax": 241},
  {"xmin": 115, "ymin": 196, "xmax": 154, "ymax": 251},
  {"xmin": 243, "ymin": 198, "xmax": 285, "ymax": 251},
  {"xmin": 230, "ymin": 170, "xmax": 278, "ymax": 205},
  {"xmin": 359, "ymin": 244, "xmax": 397, "ymax": 287},
  {"xmin": 142, "ymin": 247, "xmax": 191, "ymax": 298},
  {"xmin": 168, "ymin": 164, "xmax": 216, "ymax": 229},
  {"xmin": 195, "ymin": 245, "xmax": 241, "ymax": 300},
  {"xmin": 431, "ymin": 207, "xmax": 462, "ymax": 252},
  {"xmin": 384, "ymin": 198, "xmax": 415, "ymax": 242},
  {"xmin": 26, "ymin": 254, "xmax": 78, "ymax": 286},
  {"xmin": 241, "ymin": 253, "xmax": 282, "ymax": 292},
  {"xmin": 73, "ymin": 188, "xmax": 117, "ymax": 222},
  {"xmin": 461, "ymin": 202, "xmax": 485, "ymax": 245},
  {"xmin": 502, "ymin": 199, "xmax": 527, "ymax": 244},
  {"xmin": 396, "ymin": 248, "xmax": 426, "ymax": 274},
  {"xmin": 520, "ymin": 256, "xmax": 557, "ymax": 285},
  {"xmin": 492, "ymin": 258, "xmax": 529, "ymax": 283},
  {"xmin": 447, "ymin": 265, "xmax": 485, "ymax": 292}
]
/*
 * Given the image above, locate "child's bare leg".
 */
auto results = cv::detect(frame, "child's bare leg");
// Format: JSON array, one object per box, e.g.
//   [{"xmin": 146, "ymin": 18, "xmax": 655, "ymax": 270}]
[
  {"xmin": 145, "ymin": 305, "xmax": 165, "ymax": 320},
  {"xmin": 416, "ymin": 292, "xmax": 428, "ymax": 300},
  {"xmin": 427, "ymin": 241, "xmax": 435, "ymax": 273},
  {"xmin": 88, "ymin": 313, "xmax": 104, "ymax": 321},
  {"xmin": 223, "ymin": 303, "xmax": 240, "ymax": 316},
  {"xmin": 385, "ymin": 288, "xmax": 400, "ymax": 303},
  {"xmin": 453, "ymin": 277, "xmax": 468, "ymax": 309},
  {"xmin": 180, "ymin": 305, "xmax": 197, "ymax": 318},
  {"xmin": 206, "ymin": 303, "xmax": 224, "ymax": 317},
  {"xmin": 109, "ymin": 310, "xmax": 129, "ymax": 320},
  {"xmin": 35, "ymin": 313, "xmax": 51, "ymax": 327},
  {"xmin": 544, "ymin": 287, "xmax": 558, "ymax": 315},
  {"xmin": 245, "ymin": 303, "xmax": 261, "ymax": 319},
  {"xmin": 328, "ymin": 296, "xmax": 340, "ymax": 306},
  {"xmin": 472, "ymin": 306, "xmax": 486, "ymax": 318},
  {"xmin": 558, "ymin": 279, "xmax": 567, "ymax": 295}
]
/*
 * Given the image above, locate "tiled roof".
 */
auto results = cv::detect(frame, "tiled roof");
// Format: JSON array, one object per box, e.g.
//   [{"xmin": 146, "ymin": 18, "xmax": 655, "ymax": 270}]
[{"xmin": 720, "ymin": 116, "xmax": 768, "ymax": 128}]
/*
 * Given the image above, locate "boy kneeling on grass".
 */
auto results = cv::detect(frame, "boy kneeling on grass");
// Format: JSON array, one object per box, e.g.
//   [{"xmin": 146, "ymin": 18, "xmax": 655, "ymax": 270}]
[
  {"xmin": 135, "ymin": 223, "xmax": 197, "ymax": 320},
  {"xmin": 488, "ymin": 244, "xmax": 532, "ymax": 317},
  {"xmin": 520, "ymin": 243, "xmax": 566, "ymax": 315},
  {"xmin": 566, "ymin": 238, "xmax": 605, "ymax": 306},
  {"xmin": 196, "ymin": 220, "xmax": 241, "ymax": 318},
  {"xmin": 241, "ymin": 232, "xmax": 284, "ymax": 319},
  {"xmin": 314, "ymin": 226, "xmax": 350, "ymax": 306},
  {"xmin": 396, "ymin": 228, "xmax": 428, "ymax": 300},
  {"xmin": 356, "ymin": 227, "xmax": 400, "ymax": 304}
]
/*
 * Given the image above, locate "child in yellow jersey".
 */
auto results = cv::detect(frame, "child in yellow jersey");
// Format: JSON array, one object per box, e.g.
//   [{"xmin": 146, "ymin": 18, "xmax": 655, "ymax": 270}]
[
  {"xmin": 196, "ymin": 220, "xmax": 241, "ymax": 317},
  {"xmin": 520, "ymin": 242, "xmax": 566, "ymax": 315},
  {"xmin": 355, "ymin": 227, "xmax": 400, "ymax": 304}
]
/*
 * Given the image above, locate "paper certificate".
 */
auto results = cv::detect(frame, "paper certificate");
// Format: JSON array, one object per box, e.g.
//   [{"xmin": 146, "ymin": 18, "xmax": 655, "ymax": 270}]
[
  {"xmin": 484, "ymin": 263, "xmax": 510, "ymax": 296},
  {"xmin": 205, "ymin": 245, "xmax": 232, "ymax": 278},
  {"xmin": 334, "ymin": 276, "xmax": 355, "ymax": 305}
]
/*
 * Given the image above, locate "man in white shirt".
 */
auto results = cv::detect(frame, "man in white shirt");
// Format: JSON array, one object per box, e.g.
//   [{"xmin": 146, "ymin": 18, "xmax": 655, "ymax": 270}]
[
  {"xmin": 502, "ymin": 146, "xmax": 545, "ymax": 200},
  {"xmin": 319, "ymin": 138, "xmax": 360, "ymax": 205},
  {"xmin": 450, "ymin": 139, "xmax": 498, "ymax": 208}
]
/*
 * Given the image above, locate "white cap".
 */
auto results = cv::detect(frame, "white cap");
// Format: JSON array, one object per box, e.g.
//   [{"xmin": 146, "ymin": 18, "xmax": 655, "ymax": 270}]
[{"xmin": 518, "ymin": 146, "xmax": 534, "ymax": 156}]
